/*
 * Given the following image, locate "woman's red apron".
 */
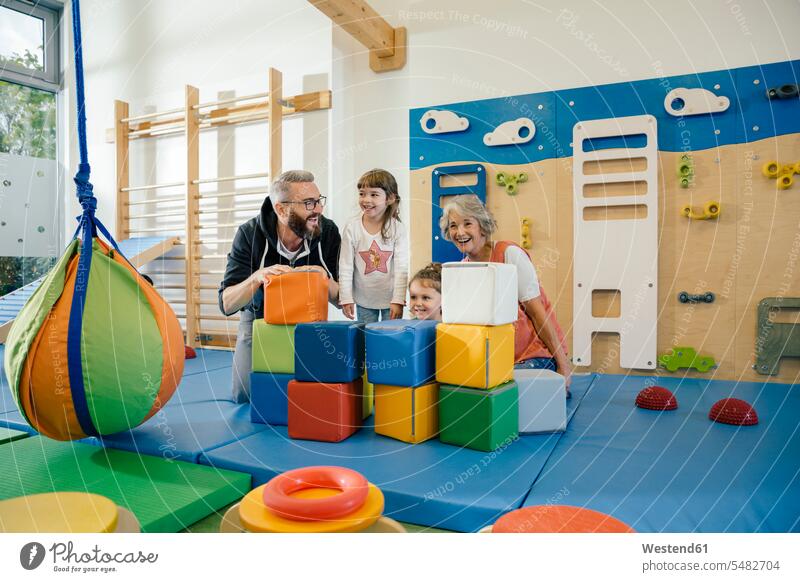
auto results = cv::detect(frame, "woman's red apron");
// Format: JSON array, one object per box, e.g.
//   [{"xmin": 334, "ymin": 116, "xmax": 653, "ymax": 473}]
[{"xmin": 489, "ymin": 241, "xmax": 568, "ymax": 363}]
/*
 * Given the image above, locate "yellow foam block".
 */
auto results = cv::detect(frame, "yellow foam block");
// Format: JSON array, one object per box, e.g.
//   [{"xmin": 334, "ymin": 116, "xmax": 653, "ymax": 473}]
[
  {"xmin": 436, "ymin": 323, "xmax": 514, "ymax": 389},
  {"xmin": 362, "ymin": 371, "xmax": 374, "ymax": 419},
  {"xmin": 374, "ymin": 383, "xmax": 438, "ymax": 444}
]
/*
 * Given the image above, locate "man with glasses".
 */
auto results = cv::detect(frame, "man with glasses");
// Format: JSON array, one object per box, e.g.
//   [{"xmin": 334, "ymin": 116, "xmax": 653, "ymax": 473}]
[{"xmin": 219, "ymin": 170, "xmax": 341, "ymax": 403}]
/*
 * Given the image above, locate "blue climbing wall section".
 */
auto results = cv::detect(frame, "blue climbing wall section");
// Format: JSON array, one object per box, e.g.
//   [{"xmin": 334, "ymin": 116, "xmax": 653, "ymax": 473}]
[{"xmin": 410, "ymin": 59, "xmax": 800, "ymax": 170}]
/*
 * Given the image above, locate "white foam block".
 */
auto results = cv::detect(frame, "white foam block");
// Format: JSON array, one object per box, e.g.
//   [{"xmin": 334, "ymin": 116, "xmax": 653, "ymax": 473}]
[
  {"xmin": 514, "ymin": 368, "xmax": 566, "ymax": 434},
  {"xmin": 442, "ymin": 262, "xmax": 518, "ymax": 326}
]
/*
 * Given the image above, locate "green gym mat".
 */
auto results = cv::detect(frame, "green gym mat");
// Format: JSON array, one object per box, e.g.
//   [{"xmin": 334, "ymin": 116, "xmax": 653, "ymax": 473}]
[
  {"xmin": 0, "ymin": 437, "xmax": 250, "ymax": 532},
  {"xmin": 0, "ymin": 428, "xmax": 28, "ymax": 445}
]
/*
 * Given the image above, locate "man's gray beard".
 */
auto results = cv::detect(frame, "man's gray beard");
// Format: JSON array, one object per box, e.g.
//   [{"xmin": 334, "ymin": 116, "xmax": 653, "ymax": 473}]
[{"xmin": 288, "ymin": 209, "xmax": 321, "ymax": 239}]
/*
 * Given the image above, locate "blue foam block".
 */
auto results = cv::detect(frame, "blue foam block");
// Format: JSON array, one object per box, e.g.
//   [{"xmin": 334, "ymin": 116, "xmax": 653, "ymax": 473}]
[
  {"xmin": 251, "ymin": 372, "xmax": 292, "ymax": 425},
  {"xmin": 294, "ymin": 321, "xmax": 364, "ymax": 382},
  {"xmin": 200, "ymin": 373, "xmax": 596, "ymax": 532},
  {"xmin": 364, "ymin": 320, "xmax": 438, "ymax": 387},
  {"xmin": 183, "ymin": 348, "xmax": 233, "ymax": 377},
  {"xmin": 523, "ymin": 375, "xmax": 800, "ymax": 532}
]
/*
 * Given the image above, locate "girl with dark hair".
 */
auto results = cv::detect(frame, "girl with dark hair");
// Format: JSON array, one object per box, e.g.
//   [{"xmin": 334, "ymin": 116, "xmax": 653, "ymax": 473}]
[{"xmin": 339, "ymin": 169, "xmax": 408, "ymax": 323}]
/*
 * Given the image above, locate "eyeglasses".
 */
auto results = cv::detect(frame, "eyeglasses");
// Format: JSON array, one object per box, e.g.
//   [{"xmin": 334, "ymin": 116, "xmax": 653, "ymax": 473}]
[{"xmin": 282, "ymin": 196, "xmax": 327, "ymax": 211}]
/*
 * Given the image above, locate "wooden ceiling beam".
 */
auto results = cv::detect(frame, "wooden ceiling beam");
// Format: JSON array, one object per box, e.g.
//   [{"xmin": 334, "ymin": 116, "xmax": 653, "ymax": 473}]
[{"xmin": 309, "ymin": 0, "xmax": 407, "ymax": 73}]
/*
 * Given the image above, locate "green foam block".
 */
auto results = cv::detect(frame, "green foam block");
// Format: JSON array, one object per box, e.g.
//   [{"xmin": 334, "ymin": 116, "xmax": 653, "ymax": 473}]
[
  {"xmin": 252, "ymin": 320, "xmax": 295, "ymax": 374},
  {"xmin": 439, "ymin": 381, "xmax": 519, "ymax": 452},
  {"xmin": 0, "ymin": 437, "xmax": 250, "ymax": 532}
]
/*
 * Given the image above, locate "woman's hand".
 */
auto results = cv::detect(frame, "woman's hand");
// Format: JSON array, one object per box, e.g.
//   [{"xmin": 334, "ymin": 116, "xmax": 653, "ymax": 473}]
[
  {"xmin": 389, "ymin": 303, "xmax": 404, "ymax": 319},
  {"xmin": 341, "ymin": 303, "xmax": 355, "ymax": 320},
  {"xmin": 557, "ymin": 358, "xmax": 573, "ymax": 392}
]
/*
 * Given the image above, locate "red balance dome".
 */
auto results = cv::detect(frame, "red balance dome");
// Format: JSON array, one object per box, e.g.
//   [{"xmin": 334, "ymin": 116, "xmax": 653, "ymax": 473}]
[
  {"xmin": 709, "ymin": 398, "xmax": 758, "ymax": 426},
  {"xmin": 635, "ymin": 386, "xmax": 678, "ymax": 411}
]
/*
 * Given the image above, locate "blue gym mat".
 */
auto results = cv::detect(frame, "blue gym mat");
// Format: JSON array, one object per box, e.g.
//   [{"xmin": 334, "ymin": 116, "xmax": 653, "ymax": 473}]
[
  {"xmin": 91, "ymin": 395, "xmax": 266, "ymax": 463},
  {"xmin": 522, "ymin": 374, "xmax": 800, "ymax": 532},
  {"xmin": 183, "ymin": 348, "xmax": 233, "ymax": 377},
  {"xmin": 199, "ymin": 373, "xmax": 597, "ymax": 532}
]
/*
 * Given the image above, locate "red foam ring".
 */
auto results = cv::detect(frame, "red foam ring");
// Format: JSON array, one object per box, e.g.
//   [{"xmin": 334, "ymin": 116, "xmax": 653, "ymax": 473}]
[
  {"xmin": 185, "ymin": 345, "xmax": 197, "ymax": 359},
  {"xmin": 635, "ymin": 386, "xmax": 678, "ymax": 411},
  {"xmin": 709, "ymin": 398, "xmax": 758, "ymax": 426}
]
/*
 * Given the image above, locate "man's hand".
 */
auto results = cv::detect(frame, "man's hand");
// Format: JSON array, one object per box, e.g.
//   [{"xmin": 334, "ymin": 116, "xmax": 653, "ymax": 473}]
[
  {"xmin": 342, "ymin": 303, "xmax": 355, "ymax": 320},
  {"xmin": 389, "ymin": 303, "xmax": 404, "ymax": 320},
  {"xmin": 251, "ymin": 264, "xmax": 293, "ymax": 288},
  {"xmin": 295, "ymin": 265, "xmax": 328, "ymax": 277}
]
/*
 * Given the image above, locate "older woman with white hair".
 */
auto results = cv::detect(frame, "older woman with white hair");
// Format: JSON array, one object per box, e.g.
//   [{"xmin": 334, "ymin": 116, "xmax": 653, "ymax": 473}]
[{"xmin": 440, "ymin": 195, "xmax": 572, "ymax": 392}]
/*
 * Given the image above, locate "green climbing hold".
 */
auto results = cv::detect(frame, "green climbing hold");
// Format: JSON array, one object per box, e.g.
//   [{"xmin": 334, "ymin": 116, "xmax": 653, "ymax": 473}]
[
  {"xmin": 658, "ymin": 346, "xmax": 716, "ymax": 373},
  {"xmin": 496, "ymin": 171, "xmax": 528, "ymax": 195}
]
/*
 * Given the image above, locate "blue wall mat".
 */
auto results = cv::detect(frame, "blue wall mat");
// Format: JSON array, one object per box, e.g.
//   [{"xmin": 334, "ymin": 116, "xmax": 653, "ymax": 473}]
[
  {"xmin": 410, "ymin": 59, "xmax": 800, "ymax": 168},
  {"xmin": 523, "ymin": 374, "xmax": 800, "ymax": 532},
  {"xmin": 431, "ymin": 163, "xmax": 487, "ymax": 263},
  {"xmin": 410, "ymin": 92, "xmax": 558, "ymax": 170},
  {"xmin": 735, "ymin": 60, "xmax": 800, "ymax": 144},
  {"xmin": 200, "ymin": 373, "xmax": 597, "ymax": 532},
  {"xmin": 295, "ymin": 321, "xmax": 364, "ymax": 383},
  {"xmin": 91, "ymin": 396, "xmax": 267, "ymax": 463},
  {"xmin": 183, "ymin": 348, "xmax": 234, "ymax": 377},
  {"xmin": 251, "ymin": 372, "xmax": 292, "ymax": 425}
]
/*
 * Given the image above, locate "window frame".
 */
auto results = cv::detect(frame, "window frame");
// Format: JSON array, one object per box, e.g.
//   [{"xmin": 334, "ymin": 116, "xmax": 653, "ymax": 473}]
[{"xmin": 0, "ymin": 0, "xmax": 61, "ymax": 93}]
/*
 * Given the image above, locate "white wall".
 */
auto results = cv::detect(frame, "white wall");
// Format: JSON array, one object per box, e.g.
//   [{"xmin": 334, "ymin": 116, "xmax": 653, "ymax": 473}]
[
  {"xmin": 63, "ymin": 0, "xmax": 800, "ymax": 249},
  {"xmin": 330, "ymin": 0, "xmax": 800, "ymax": 227},
  {"xmin": 63, "ymin": 0, "xmax": 333, "ymax": 239}
]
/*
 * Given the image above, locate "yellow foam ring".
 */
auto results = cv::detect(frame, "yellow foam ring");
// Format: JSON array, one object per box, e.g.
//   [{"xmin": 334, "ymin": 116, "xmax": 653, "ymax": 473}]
[
  {"xmin": 0, "ymin": 492, "xmax": 118, "ymax": 533},
  {"xmin": 762, "ymin": 161, "xmax": 780, "ymax": 178},
  {"xmin": 239, "ymin": 483, "xmax": 384, "ymax": 533},
  {"xmin": 777, "ymin": 173, "xmax": 793, "ymax": 190}
]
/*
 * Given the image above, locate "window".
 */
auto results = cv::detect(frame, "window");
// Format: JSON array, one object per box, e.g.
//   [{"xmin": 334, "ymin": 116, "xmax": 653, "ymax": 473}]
[
  {"xmin": 0, "ymin": 1, "xmax": 60, "ymax": 92},
  {"xmin": 0, "ymin": 1, "xmax": 61, "ymax": 295}
]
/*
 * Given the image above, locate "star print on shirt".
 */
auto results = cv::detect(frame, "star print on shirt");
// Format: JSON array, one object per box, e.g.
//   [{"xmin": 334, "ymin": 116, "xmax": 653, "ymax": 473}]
[{"xmin": 359, "ymin": 240, "xmax": 393, "ymax": 274}]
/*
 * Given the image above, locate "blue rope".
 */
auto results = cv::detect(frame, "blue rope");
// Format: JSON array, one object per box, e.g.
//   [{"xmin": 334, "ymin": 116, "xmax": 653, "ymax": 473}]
[
  {"xmin": 67, "ymin": 0, "xmax": 98, "ymax": 437},
  {"xmin": 71, "ymin": 0, "xmax": 93, "ymax": 209}
]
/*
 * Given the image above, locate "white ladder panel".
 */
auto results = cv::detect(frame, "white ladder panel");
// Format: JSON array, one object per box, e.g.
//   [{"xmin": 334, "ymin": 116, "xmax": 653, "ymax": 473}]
[{"xmin": 572, "ymin": 115, "xmax": 658, "ymax": 369}]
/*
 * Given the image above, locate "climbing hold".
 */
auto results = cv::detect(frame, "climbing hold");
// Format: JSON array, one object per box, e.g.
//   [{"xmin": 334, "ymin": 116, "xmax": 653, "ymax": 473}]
[
  {"xmin": 682, "ymin": 201, "xmax": 720, "ymax": 220},
  {"xmin": 520, "ymin": 217, "xmax": 532, "ymax": 249},
  {"xmin": 767, "ymin": 84, "xmax": 799, "ymax": 100},
  {"xmin": 777, "ymin": 173, "xmax": 793, "ymax": 190},
  {"xmin": 678, "ymin": 291, "xmax": 715, "ymax": 304},
  {"xmin": 677, "ymin": 154, "xmax": 694, "ymax": 188},
  {"xmin": 709, "ymin": 398, "xmax": 758, "ymax": 426},
  {"xmin": 636, "ymin": 386, "xmax": 678, "ymax": 411},
  {"xmin": 496, "ymin": 171, "xmax": 528, "ymax": 195},
  {"xmin": 762, "ymin": 161, "xmax": 780, "ymax": 178},
  {"xmin": 658, "ymin": 346, "xmax": 716, "ymax": 373}
]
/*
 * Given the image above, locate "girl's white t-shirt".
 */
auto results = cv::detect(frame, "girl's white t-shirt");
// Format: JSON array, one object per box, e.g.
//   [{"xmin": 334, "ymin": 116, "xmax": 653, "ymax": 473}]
[{"xmin": 338, "ymin": 216, "xmax": 409, "ymax": 309}]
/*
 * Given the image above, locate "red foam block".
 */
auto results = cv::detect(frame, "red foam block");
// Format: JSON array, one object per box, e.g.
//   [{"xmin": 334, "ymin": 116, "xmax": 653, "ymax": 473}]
[
  {"xmin": 184, "ymin": 345, "xmax": 197, "ymax": 359},
  {"xmin": 635, "ymin": 386, "xmax": 677, "ymax": 411},
  {"xmin": 709, "ymin": 398, "xmax": 758, "ymax": 426},
  {"xmin": 288, "ymin": 379, "xmax": 363, "ymax": 442}
]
